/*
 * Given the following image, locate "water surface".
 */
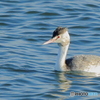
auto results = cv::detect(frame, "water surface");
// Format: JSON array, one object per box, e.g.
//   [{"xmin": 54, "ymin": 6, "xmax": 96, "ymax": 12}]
[{"xmin": 0, "ymin": 0, "xmax": 100, "ymax": 100}]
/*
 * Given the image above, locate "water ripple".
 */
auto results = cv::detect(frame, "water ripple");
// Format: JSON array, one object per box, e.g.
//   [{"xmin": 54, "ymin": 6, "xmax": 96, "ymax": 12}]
[{"xmin": 0, "ymin": 0, "xmax": 100, "ymax": 100}]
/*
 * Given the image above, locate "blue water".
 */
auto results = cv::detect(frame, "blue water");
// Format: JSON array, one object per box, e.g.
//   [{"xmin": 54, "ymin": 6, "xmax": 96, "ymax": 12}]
[{"xmin": 0, "ymin": 0, "xmax": 100, "ymax": 100}]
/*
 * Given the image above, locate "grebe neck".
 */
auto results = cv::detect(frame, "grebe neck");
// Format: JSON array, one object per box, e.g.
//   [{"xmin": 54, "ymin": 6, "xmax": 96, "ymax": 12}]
[{"xmin": 55, "ymin": 43, "xmax": 69, "ymax": 71}]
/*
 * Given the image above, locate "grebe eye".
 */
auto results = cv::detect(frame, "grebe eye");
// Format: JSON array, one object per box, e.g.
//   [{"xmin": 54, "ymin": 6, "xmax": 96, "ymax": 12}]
[{"xmin": 57, "ymin": 36, "xmax": 60, "ymax": 38}]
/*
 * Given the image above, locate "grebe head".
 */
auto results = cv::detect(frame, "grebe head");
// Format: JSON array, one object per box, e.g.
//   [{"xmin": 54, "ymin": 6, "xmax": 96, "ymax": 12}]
[{"xmin": 43, "ymin": 27, "xmax": 70, "ymax": 46}]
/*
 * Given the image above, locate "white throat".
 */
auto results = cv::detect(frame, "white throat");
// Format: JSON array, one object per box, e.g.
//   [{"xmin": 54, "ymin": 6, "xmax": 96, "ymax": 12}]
[{"xmin": 55, "ymin": 44, "xmax": 69, "ymax": 71}]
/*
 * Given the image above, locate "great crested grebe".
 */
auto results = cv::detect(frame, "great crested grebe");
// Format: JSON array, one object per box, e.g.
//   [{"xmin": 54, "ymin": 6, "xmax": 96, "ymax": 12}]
[{"xmin": 43, "ymin": 27, "xmax": 100, "ymax": 73}]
